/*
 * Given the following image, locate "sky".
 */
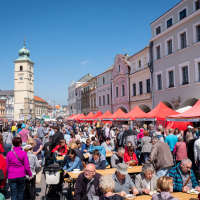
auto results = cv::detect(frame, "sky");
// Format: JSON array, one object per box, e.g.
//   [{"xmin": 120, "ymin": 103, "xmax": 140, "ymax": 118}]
[{"xmin": 0, "ymin": 0, "xmax": 181, "ymax": 105}]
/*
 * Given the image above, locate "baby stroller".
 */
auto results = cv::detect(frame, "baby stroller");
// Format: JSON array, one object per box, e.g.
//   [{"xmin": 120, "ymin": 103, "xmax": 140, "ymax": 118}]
[{"xmin": 40, "ymin": 164, "xmax": 66, "ymax": 200}]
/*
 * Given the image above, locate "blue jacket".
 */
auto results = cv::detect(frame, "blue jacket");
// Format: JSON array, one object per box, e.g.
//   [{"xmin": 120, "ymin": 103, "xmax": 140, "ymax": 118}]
[
  {"xmin": 169, "ymin": 163, "xmax": 198, "ymax": 192},
  {"xmin": 63, "ymin": 156, "xmax": 83, "ymax": 172},
  {"xmin": 82, "ymin": 144, "xmax": 92, "ymax": 154},
  {"xmin": 88, "ymin": 145, "xmax": 108, "ymax": 166}
]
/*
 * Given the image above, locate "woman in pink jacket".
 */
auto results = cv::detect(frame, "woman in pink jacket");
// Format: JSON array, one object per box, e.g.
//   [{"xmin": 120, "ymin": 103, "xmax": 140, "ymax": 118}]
[
  {"xmin": 173, "ymin": 136, "xmax": 187, "ymax": 165},
  {"xmin": 6, "ymin": 137, "xmax": 32, "ymax": 200}
]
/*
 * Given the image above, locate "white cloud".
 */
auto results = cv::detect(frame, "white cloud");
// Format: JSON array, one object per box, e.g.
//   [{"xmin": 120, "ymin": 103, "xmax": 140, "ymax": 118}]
[{"xmin": 81, "ymin": 60, "xmax": 90, "ymax": 65}]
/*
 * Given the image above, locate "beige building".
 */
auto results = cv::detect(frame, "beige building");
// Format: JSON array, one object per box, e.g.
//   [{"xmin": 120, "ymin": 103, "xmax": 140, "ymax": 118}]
[
  {"xmin": 76, "ymin": 84, "xmax": 84, "ymax": 114},
  {"xmin": 89, "ymin": 77, "xmax": 97, "ymax": 114},
  {"xmin": 128, "ymin": 46, "xmax": 152, "ymax": 112},
  {"xmin": 14, "ymin": 43, "xmax": 35, "ymax": 120},
  {"xmin": 150, "ymin": 0, "xmax": 200, "ymax": 109},
  {"xmin": 81, "ymin": 83, "xmax": 90, "ymax": 115},
  {"xmin": 0, "ymin": 100, "xmax": 6, "ymax": 120},
  {"xmin": 34, "ymin": 96, "xmax": 48, "ymax": 118}
]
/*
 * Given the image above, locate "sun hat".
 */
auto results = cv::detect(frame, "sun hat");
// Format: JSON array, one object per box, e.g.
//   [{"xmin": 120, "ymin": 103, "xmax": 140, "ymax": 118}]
[{"xmin": 116, "ymin": 163, "xmax": 128, "ymax": 175}]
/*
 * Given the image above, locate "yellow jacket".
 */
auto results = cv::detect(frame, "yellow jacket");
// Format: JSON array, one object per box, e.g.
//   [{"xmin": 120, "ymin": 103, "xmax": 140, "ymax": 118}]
[{"xmin": 11, "ymin": 126, "xmax": 17, "ymax": 132}]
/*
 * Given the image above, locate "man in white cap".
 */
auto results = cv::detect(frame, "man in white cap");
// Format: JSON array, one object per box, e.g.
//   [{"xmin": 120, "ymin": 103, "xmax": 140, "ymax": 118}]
[{"xmin": 111, "ymin": 163, "xmax": 139, "ymax": 196}]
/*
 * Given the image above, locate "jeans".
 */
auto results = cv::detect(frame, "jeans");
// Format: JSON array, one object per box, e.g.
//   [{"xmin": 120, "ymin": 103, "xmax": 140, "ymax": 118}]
[
  {"xmin": 53, "ymin": 153, "xmax": 60, "ymax": 164},
  {"xmin": 25, "ymin": 175, "xmax": 36, "ymax": 200},
  {"xmin": 143, "ymin": 153, "xmax": 150, "ymax": 162},
  {"xmin": 22, "ymin": 142, "xmax": 27, "ymax": 149},
  {"xmin": 6, "ymin": 144, "xmax": 12, "ymax": 152},
  {"xmin": 8, "ymin": 177, "xmax": 25, "ymax": 200},
  {"xmin": 156, "ymin": 167, "xmax": 172, "ymax": 178},
  {"xmin": 12, "ymin": 131, "xmax": 16, "ymax": 137},
  {"xmin": 41, "ymin": 150, "xmax": 44, "ymax": 167}
]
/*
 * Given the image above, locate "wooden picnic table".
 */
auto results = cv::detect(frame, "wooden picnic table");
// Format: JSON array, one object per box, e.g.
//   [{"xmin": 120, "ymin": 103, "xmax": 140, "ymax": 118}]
[
  {"xmin": 134, "ymin": 192, "xmax": 198, "ymax": 200},
  {"xmin": 56, "ymin": 152, "xmax": 113, "ymax": 161},
  {"xmin": 67, "ymin": 166, "xmax": 142, "ymax": 179}
]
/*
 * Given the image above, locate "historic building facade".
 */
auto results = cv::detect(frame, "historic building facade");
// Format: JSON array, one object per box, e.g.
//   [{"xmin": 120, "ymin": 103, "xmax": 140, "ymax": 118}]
[
  {"xmin": 96, "ymin": 65, "xmax": 113, "ymax": 113},
  {"xmin": 128, "ymin": 46, "xmax": 152, "ymax": 112},
  {"xmin": 111, "ymin": 54, "xmax": 130, "ymax": 113},
  {"xmin": 81, "ymin": 83, "xmax": 90, "ymax": 115},
  {"xmin": 89, "ymin": 77, "xmax": 97, "ymax": 114},
  {"xmin": 75, "ymin": 84, "xmax": 83, "ymax": 114},
  {"xmin": 14, "ymin": 43, "xmax": 35, "ymax": 120},
  {"xmin": 150, "ymin": 0, "xmax": 200, "ymax": 110},
  {"xmin": 68, "ymin": 73, "xmax": 92, "ymax": 116},
  {"xmin": 0, "ymin": 100, "xmax": 6, "ymax": 120},
  {"xmin": 34, "ymin": 96, "xmax": 48, "ymax": 118}
]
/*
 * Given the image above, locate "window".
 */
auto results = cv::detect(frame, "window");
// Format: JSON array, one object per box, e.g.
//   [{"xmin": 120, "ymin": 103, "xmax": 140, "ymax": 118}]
[
  {"xmin": 156, "ymin": 26, "xmax": 161, "ymax": 35},
  {"xmin": 118, "ymin": 65, "xmax": 120, "ymax": 72},
  {"xmin": 198, "ymin": 62, "xmax": 200, "ymax": 82},
  {"xmin": 94, "ymin": 98, "xmax": 96, "ymax": 107},
  {"xmin": 19, "ymin": 76, "xmax": 23, "ymax": 80},
  {"xmin": 103, "ymin": 77, "xmax": 105, "ymax": 84},
  {"xmin": 107, "ymin": 94, "xmax": 109, "ymax": 105},
  {"xmin": 132, "ymin": 84, "xmax": 136, "ymax": 96},
  {"xmin": 182, "ymin": 66, "xmax": 189, "ymax": 85},
  {"xmin": 146, "ymin": 79, "xmax": 150, "ymax": 93},
  {"xmin": 94, "ymin": 82, "xmax": 96, "ymax": 88},
  {"xmin": 157, "ymin": 74, "xmax": 162, "ymax": 90},
  {"xmin": 167, "ymin": 40, "xmax": 173, "ymax": 55},
  {"xmin": 20, "ymin": 66, "xmax": 23, "ymax": 71},
  {"xmin": 167, "ymin": 18, "xmax": 173, "ymax": 28},
  {"xmin": 103, "ymin": 96, "xmax": 105, "ymax": 105},
  {"xmin": 122, "ymin": 85, "xmax": 125, "ymax": 96},
  {"xmin": 116, "ymin": 87, "xmax": 118, "ymax": 97},
  {"xmin": 99, "ymin": 96, "xmax": 101, "ymax": 106},
  {"xmin": 197, "ymin": 25, "xmax": 200, "ymax": 42},
  {"xmin": 195, "ymin": 0, "xmax": 200, "ymax": 10},
  {"xmin": 156, "ymin": 46, "xmax": 161, "ymax": 60},
  {"xmin": 91, "ymin": 99, "xmax": 93, "ymax": 107},
  {"xmin": 139, "ymin": 82, "xmax": 143, "ymax": 95},
  {"xmin": 139, "ymin": 60, "xmax": 141, "ymax": 68},
  {"xmin": 180, "ymin": 32, "xmax": 187, "ymax": 49},
  {"xmin": 169, "ymin": 71, "xmax": 174, "ymax": 87},
  {"xmin": 179, "ymin": 9, "xmax": 186, "ymax": 20}
]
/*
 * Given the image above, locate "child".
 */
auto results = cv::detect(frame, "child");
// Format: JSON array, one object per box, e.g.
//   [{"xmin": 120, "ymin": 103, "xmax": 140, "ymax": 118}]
[
  {"xmin": 24, "ymin": 145, "xmax": 40, "ymax": 200},
  {"xmin": 52, "ymin": 139, "xmax": 68, "ymax": 164},
  {"xmin": 42, "ymin": 136, "xmax": 53, "ymax": 166}
]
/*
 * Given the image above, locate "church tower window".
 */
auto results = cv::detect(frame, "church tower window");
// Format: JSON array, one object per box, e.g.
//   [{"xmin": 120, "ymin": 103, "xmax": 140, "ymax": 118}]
[{"xmin": 20, "ymin": 66, "xmax": 23, "ymax": 71}]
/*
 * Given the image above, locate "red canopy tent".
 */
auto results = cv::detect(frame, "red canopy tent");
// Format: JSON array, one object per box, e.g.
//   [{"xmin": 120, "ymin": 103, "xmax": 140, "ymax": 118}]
[
  {"xmin": 116, "ymin": 106, "xmax": 146, "ymax": 121},
  {"xmin": 66, "ymin": 114, "xmax": 74, "ymax": 120},
  {"xmin": 167, "ymin": 99, "xmax": 200, "ymax": 122},
  {"xmin": 76, "ymin": 113, "xmax": 86, "ymax": 122},
  {"xmin": 97, "ymin": 110, "xmax": 112, "ymax": 120},
  {"xmin": 85, "ymin": 112, "xmax": 95, "ymax": 121},
  {"xmin": 104, "ymin": 108, "xmax": 126, "ymax": 121},
  {"xmin": 136, "ymin": 102, "xmax": 179, "ymax": 121},
  {"xmin": 71, "ymin": 114, "xmax": 80, "ymax": 120},
  {"xmin": 93, "ymin": 111, "xmax": 103, "ymax": 120}
]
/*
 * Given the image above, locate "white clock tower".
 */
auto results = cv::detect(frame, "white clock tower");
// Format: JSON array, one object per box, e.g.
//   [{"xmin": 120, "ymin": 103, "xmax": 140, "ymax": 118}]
[{"xmin": 14, "ymin": 42, "xmax": 35, "ymax": 120}]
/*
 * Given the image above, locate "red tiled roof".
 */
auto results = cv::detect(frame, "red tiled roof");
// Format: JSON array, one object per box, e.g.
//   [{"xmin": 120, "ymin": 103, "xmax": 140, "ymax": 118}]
[{"xmin": 34, "ymin": 96, "xmax": 47, "ymax": 103}]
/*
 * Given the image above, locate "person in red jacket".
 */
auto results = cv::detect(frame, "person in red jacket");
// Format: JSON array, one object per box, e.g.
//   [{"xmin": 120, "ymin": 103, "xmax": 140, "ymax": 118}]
[
  {"xmin": 0, "ymin": 153, "xmax": 6, "ymax": 193},
  {"xmin": 124, "ymin": 146, "xmax": 138, "ymax": 166},
  {"xmin": 52, "ymin": 139, "xmax": 68, "ymax": 164}
]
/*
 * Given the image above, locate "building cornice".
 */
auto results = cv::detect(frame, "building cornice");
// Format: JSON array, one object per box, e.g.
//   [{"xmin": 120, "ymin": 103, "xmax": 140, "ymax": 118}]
[
  {"xmin": 150, "ymin": 9, "xmax": 200, "ymax": 42},
  {"xmin": 129, "ymin": 67, "xmax": 150, "ymax": 78},
  {"xmin": 14, "ymin": 60, "xmax": 35, "ymax": 65},
  {"xmin": 111, "ymin": 74, "xmax": 128, "ymax": 82}
]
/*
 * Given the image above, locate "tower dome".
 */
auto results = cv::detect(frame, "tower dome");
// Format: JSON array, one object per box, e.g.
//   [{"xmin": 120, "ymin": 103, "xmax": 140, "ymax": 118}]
[{"xmin": 16, "ymin": 42, "xmax": 31, "ymax": 61}]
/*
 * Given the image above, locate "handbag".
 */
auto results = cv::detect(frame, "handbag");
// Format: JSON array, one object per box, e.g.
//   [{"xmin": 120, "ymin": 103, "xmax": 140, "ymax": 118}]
[
  {"xmin": 0, "ymin": 169, "xmax": 5, "ymax": 181},
  {"xmin": 75, "ymin": 149, "xmax": 86, "ymax": 168}
]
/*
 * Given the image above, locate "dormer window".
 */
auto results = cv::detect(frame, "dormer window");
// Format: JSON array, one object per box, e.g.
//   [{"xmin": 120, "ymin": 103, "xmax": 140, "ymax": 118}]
[
  {"xmin": 118, "ymin": 65, "xmax": 120, "ymax": 72},
  {"xmin": 20, "ymin": 66, "xmax": 23, "ymax": 71}
]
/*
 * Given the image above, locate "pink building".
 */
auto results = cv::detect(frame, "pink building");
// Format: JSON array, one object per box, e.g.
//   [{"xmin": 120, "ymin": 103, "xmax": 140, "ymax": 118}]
[{"xmin": 111, "ymin": 54, "xmax": 130, "ymax": 113}]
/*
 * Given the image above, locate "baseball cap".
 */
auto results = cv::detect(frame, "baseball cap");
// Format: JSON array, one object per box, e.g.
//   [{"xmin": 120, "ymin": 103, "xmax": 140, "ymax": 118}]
[
  {"xmin": 188, "ymin": 125, "xmax": 193, "ymax": 129},
  {"xmin": 116, "ymin": 163, "xmax": 128, "ymax": 175}
]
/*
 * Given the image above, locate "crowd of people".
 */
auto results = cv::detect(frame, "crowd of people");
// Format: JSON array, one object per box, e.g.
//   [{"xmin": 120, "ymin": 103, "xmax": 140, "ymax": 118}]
[{"xmin": 0, "ymin": 120, "xmax": 200, "ymax": 200}]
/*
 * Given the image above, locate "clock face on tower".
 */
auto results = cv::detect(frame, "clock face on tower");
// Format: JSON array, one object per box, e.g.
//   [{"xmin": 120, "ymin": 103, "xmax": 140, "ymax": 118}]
[{"xmin": 19, "ymin": 76, "xmax": 23, "ymax": 80}]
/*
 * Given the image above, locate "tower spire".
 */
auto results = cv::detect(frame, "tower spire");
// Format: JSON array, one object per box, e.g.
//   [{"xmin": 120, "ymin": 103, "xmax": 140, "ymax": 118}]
[{"xmin": 24, "ymin": 35, "xmax": 26, "ymax": 47}]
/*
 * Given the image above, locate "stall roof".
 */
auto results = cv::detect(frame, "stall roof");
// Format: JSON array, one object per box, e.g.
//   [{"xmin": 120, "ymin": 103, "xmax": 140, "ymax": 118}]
[
  {"xmin": 136, "ymin": 102, "xmax": 179, "ymax": 121},
  {"xmin": 84, "ymin": 112, "xmax": 95, "ymax": 121},
  {"xmin": 93, "ymin": 111, "xmax": 103, "ymax": 120},
  {"xmin": 105, "ymin": 108, "xmax": 126, "ymax": 120},
  {"xmin": 116, "ymin": 106, "xmax": 146, "ymax": 120},
  {"xmin": 97, "ymin": 110, "xmax": 112, "ymax": 120},
  {"xmin": 167, "ymin": 99, "xmax": 200, "ymax": 122},
  {"xmin": 76, "ymin": 113, "xmax": 86, "ymax": 120}
]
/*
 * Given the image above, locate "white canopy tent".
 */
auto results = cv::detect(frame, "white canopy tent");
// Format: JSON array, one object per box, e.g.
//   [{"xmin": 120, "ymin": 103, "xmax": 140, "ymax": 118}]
[{"xmin": 176, "ymin": 106, "xmax": 192, "ymax": 113}]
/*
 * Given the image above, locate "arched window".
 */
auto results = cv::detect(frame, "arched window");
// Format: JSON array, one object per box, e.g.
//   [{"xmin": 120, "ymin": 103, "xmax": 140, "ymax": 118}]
[{"xmin": 20, "ymin": 66, "xmax": 23, "ymax": 71}]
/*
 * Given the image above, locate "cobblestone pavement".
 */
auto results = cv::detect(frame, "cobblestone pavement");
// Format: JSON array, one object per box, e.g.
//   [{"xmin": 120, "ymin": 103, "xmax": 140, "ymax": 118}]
[{"xmin": 4, "ymin": 174, "xmax": 69, "ymax": 200}]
